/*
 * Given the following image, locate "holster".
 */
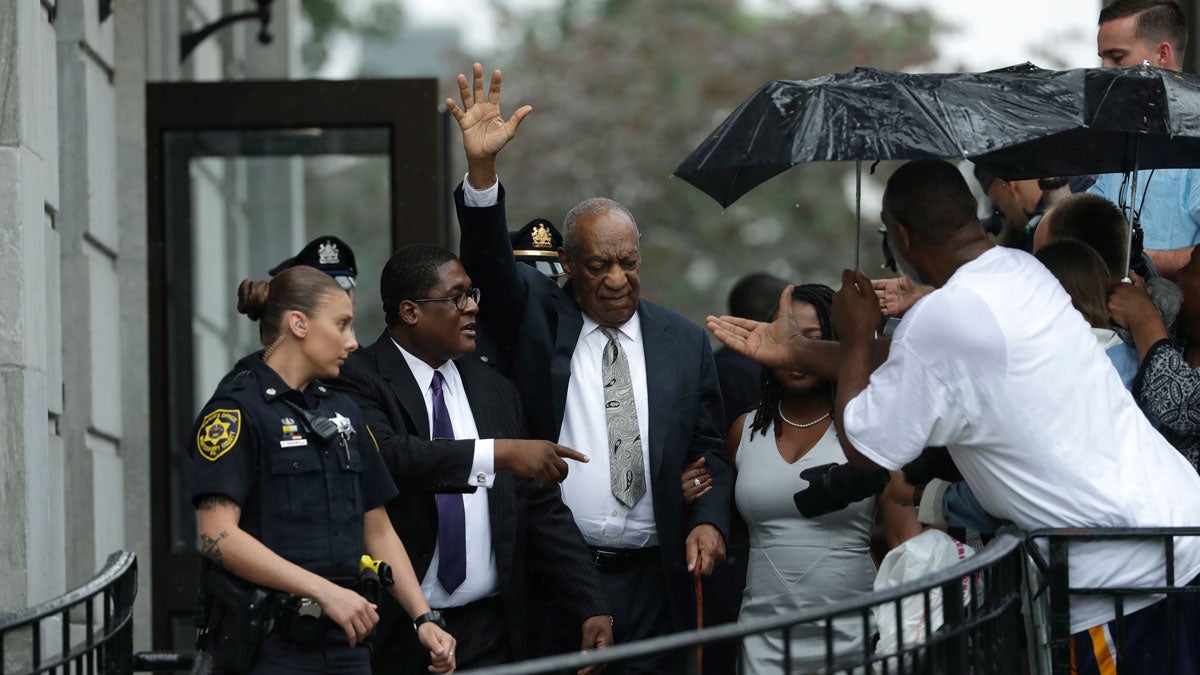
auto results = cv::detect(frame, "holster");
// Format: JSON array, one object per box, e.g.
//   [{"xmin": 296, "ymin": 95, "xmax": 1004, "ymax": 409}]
[{"xmin": 198, "ymin": 565, "xmax": 281, "ymax": 675}]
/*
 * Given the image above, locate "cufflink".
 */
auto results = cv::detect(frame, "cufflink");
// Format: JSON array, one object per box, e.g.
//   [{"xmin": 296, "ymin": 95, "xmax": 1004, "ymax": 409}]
[{"xmin": 476, "ymin": 472, "xmax": 487, "ymax": 484}]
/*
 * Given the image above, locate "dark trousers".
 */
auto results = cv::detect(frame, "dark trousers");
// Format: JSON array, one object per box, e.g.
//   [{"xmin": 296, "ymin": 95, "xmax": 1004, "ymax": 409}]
[
  {"xmin": 530, "ymin": 549, "xmax": 677, "ymax": 675},
  {"xmin": 1071, "ymin": 573, "xmax": 1200, "ymax": 674},
  {"xmin": 440, "ymin": 596, "xmax": 512, "ymax": 668},
  {"xmin": 211, "ymin": 628, "xmax": 370, "ymax": 675},
  {"xmin": 370, "ymin": 594, "xmax": 511, "ymax": 673}
]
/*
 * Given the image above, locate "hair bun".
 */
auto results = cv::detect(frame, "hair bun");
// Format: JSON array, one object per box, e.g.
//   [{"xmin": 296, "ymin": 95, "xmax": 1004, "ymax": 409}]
[{"xmin": 236, "ymin": 279, "xmax": 271, "ymax": 321}]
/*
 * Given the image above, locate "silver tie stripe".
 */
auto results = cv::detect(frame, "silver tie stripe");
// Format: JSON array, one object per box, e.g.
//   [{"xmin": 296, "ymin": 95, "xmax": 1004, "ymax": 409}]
[{"xmin": 600, "ymin": 327, "xmax": 647, "ymax": 508}]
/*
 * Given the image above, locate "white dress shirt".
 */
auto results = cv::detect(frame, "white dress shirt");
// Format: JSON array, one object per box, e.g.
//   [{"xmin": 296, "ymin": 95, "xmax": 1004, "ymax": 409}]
[
  {"xmin": 558, "ymin": 314, "xmax": 657, "ymax": 549},
  {"xmin": 392, "ymin": 340, "xmax": 498, "ymax": 607}
]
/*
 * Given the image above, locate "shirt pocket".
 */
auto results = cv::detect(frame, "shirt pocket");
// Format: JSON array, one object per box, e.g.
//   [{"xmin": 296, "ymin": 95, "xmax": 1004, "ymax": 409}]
[{"xmin": 267, "ymin": 448, "xmax": 324, "ymax": 522}]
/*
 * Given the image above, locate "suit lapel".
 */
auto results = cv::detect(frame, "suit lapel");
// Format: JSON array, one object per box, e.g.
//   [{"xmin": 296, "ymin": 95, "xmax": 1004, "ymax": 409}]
[
  {"xmin": 371, "ymin": 332, "xmax": 431, "ymax": 440},
  {"xmin": 551, "ymin": 286, "xmax": 584, "ymax": 438},
  {"xmin": 640, "ymin": 303, "xmax": 677, "ymax": 486}
]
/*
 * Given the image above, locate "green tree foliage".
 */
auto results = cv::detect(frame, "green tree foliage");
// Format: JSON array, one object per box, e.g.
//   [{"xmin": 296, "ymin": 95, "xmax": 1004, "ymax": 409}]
[
  {"xmin": 300, "ymin": 0, "xmax": 405, "ymax": 73},
  {"xmin": 478, "ymin": 0, "xmax": 940, "ymax": 322}
]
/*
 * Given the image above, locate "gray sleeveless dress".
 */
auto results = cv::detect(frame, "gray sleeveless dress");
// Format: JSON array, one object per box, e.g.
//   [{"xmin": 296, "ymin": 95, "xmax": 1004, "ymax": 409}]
[{"xmin": 735, "ymin": 416, "xmax": 877, "ymax": 674}]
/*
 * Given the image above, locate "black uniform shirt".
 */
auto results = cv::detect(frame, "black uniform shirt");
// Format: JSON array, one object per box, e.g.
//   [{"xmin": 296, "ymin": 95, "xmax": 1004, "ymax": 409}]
[{"xmin": 191, "ymin": 356, "xmax": 398, "ymax": 580}]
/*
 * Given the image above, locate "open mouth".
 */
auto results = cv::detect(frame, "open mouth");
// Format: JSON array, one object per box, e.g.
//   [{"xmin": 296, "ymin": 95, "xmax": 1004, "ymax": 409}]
[{"xmin": 461, "ymin": 322, "xmax": 477, "ymax": 337}]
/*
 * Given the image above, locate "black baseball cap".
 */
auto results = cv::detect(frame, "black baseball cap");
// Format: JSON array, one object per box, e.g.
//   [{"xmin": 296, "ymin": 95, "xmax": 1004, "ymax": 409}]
[{"xmin": 269, "ymin": 236, "xmax": 358, "ymax": 290}]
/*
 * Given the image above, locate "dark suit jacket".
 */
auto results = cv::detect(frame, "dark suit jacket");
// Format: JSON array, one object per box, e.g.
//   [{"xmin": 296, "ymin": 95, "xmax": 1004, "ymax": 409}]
[
  {"xmin": 331, "ymin": 333, "xmax": 607, "ymax": 658},
  {"xmin": 455, "ymin": 184, "xmax": 733, "ymax": 628}
]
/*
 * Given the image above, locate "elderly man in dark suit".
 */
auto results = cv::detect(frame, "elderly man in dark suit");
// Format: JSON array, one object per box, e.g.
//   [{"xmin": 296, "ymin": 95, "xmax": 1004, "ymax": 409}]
[
  {"xmin": 446, "ymin": 63, "xmax": 733, "ymax": 673},
  {"xmin": 332, "ymin": 243, "xmax": 612, "ymax": 672}
]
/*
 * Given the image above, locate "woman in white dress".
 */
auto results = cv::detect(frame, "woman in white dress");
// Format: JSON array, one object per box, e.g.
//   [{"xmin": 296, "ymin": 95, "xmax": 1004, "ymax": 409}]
[{"xmin": 728, "ymin": 284, "xmax": 880, "ymax": 674}]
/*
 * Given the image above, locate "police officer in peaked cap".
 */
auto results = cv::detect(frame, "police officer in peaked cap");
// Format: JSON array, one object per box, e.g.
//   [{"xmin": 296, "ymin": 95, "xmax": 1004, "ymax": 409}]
[
  {"xmin": 270, "ymin": 235, "xmax": 359, "ymax": 292},
  {"xmin": 217, "ymin": 237, "xmax": 360, "ymax": 389},
  {"xmin": 510, "ymin": 218, "xmax": 565, "ymax": 281},
  {"xmin": 473, "ymin": 219, "xmax": 565, "ymax": 372}
]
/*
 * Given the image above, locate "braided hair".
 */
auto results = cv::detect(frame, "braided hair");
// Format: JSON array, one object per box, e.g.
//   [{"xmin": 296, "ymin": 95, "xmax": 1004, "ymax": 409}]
[{"xmin": 748, "ymin": 283, "xmax": 836, "ymax": 438}]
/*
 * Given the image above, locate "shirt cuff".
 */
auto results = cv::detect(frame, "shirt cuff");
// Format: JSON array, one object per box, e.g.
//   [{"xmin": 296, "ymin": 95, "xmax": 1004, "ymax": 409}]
[
  {"xmin": 917, "ymin": 478, "xmax": 950, "ymax": 527},
  {"xmin": 462, "ymin": 173, "xmax": 499, "ymax": 208},
  {"xmin": 469, "ymin": 439, "xmax": 496, "ymax": 488}
]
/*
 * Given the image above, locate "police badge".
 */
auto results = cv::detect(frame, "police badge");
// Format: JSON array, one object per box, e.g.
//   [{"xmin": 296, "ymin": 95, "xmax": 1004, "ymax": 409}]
[{"xmin": 197, "ymin": 409, "xmax": 242, "ymax": 461}]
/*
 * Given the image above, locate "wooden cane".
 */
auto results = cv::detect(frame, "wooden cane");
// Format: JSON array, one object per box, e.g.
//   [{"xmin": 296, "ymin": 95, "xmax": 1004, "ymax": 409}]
[{"xmin": 694, "ymin": 555, "xmax": 704, "ymax": 675}]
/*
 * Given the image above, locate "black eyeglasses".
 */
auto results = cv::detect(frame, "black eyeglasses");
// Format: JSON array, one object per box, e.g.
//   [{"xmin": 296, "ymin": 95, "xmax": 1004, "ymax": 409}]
[{"xmin": 411, "ymin": 287, "xmax": 481, "ymax": 311}]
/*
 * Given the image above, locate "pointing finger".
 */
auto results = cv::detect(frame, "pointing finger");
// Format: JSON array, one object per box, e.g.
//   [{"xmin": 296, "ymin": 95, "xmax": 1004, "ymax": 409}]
[{"xmin": 555, "ymin": 444, "xmax": 590, "ymax": 462}]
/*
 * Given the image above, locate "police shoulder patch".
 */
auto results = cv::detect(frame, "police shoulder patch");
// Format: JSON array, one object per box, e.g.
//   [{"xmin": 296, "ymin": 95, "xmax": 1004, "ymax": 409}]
[{"xmin": 197, "ymin": 408, "xmax": 242, "ymax": 462}]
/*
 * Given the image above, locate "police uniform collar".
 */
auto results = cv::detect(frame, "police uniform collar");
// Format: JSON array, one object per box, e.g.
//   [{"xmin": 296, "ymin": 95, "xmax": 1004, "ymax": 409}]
[{"xmin": 240, "ymin": 356, "xmax": 332, "ymax": 402}]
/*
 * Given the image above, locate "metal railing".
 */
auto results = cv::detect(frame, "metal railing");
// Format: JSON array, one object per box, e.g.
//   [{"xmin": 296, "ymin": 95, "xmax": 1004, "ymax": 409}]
[
  {"xmin": 1027, "ymin": 527, "xmax": 1200, "ymax": 674},
  {"xmin": 0, "ymin": 552, "xmax": 198, "ymax": 675},
  {"xmin": 464, "ymin": 533, "xmax": 1028, "ymax": 674},
  {"xmin": 13, "ymin": 529, "xmax": 1196, "ymax": 674},
  {"xmin": 0, "ymin": 551, "xmax": 138, "ymax": 674}
]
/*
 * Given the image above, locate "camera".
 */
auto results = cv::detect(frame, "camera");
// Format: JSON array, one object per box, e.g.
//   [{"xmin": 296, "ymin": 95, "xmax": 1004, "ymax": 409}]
[
  {"xmin": 793, "ymin": 462, "xmax": 888, "ymax": 518},
  {"xmin": 792, "ymin": 447, "xmax": 961, "ymax": 518}
]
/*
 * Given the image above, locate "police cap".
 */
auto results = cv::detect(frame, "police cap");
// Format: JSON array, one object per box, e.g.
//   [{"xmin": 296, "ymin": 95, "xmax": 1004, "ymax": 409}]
[
  {"xmin": 510, "ymin": 218, "xmax": 564, "ymax": 279},
  {"xmin": 269, "ymin": 236, "xmax": 358, "ymax": 290}
]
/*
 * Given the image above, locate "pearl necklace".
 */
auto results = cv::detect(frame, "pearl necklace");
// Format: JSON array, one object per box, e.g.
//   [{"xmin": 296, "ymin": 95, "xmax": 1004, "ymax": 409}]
[{"xmin": 777, "ymin": 401, "xmax": 832, "ymax": 429}]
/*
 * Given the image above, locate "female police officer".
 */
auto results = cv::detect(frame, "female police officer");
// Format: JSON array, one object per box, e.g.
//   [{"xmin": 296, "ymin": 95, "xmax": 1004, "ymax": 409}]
[{"xmin": 192, "ymin": 265, "xmax": 456, "ymax": 673}]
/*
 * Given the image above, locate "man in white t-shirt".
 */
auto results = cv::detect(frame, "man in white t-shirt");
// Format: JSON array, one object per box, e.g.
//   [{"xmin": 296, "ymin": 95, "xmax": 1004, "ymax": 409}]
[{"xmin": 709, "ymin": 159, "xmax": 1200, "ymax": 673}]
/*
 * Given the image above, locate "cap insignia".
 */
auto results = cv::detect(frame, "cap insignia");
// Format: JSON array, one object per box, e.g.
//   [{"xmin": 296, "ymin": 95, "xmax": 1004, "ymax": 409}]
[
  {"xmin": 531, "ymin": 223, "xmax": 553, "ymax": 249},
  {"xmin": 318, "ymin": 241, "xmax": 340, "ymax": 265}
]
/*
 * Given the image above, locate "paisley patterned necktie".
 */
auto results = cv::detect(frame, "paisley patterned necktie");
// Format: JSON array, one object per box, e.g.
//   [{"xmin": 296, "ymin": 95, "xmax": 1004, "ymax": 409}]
[{"xmin": 600, "ymin": 327, "xmax": 647, "ymax": 507}]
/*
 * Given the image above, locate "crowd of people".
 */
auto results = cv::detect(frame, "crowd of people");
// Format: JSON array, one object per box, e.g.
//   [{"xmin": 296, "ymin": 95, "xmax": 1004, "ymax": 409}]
[{"xmin": 186, "ymin": 0, "xmax": 1200, "ymax": 673}]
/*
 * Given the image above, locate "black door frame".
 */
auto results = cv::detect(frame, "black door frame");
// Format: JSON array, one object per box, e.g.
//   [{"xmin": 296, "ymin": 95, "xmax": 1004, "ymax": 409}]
[{"xmin": 145, "ymin": 78, "xmax": 448, "ymax": 647}]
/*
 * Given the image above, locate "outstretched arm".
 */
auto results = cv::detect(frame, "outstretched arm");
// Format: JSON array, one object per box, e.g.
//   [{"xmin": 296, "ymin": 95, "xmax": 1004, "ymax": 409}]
[
  {"xmin": 707, "ymin": 284, "xmax": 890, "ymax": 379},
  {"xmin": 450, "ymin": 63, "xmax": 540, "ymax": 352},
  {"xmin": 832, "ymin": 270, "xmax": 887, "ymax": 470}
]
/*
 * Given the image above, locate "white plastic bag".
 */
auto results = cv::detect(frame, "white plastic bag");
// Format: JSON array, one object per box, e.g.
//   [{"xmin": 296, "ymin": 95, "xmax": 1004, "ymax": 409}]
[{"xmin": 872, "ymin": 530, "xmax": 976, "ymax": 672}]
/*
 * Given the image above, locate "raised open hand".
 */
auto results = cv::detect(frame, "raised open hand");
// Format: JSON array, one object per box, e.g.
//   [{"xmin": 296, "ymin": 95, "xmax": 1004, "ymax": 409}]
[
  {"xmin": 707, "ymin": 285, "xmax": 804, "ymax": 370},
  {"xmin": 446, "ymin": 63, "xmax": 532, "ymax": 165}
]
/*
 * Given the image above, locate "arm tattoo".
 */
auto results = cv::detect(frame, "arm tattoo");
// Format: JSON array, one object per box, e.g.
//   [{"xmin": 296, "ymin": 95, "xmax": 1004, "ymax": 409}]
[
  {"xmin": 196, "ymin": 495, "xmax": 239, "ymax": 567},
  {"xmin": 200, "ymin": 531, "xmax": 229, "ymax": 566}
]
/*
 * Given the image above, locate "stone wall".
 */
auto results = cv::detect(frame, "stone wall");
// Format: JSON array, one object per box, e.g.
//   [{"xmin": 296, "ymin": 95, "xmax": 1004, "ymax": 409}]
[{"xmin": 0, "ymin": 0, "xmax": 299, "ymax": 657}]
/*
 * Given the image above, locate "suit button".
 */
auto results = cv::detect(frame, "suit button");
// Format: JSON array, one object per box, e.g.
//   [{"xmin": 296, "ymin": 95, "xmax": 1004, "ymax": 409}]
[{"xmin": 292, "ymin": 462, "xmax": 300, "ymax": 470}]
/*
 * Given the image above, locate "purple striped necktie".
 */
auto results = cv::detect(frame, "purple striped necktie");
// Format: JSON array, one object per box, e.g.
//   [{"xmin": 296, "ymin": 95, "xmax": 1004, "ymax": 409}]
[{"xmin": 431, "ymin": 371, "xmax": 466, "ymax": 593}]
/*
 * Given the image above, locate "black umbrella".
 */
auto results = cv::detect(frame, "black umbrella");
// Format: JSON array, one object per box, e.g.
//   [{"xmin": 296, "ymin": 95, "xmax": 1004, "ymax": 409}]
[
  {"xmin": 674, "ymin": 63, "xmax": 1200, "ymax": 209},
  {"xmin": 972, "ymin": 65, "xmax": 1200, "ymax": 179}
]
